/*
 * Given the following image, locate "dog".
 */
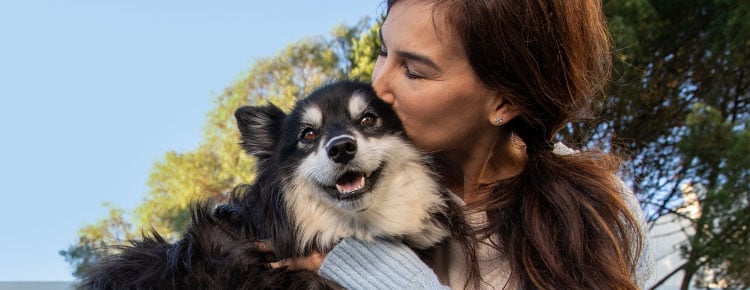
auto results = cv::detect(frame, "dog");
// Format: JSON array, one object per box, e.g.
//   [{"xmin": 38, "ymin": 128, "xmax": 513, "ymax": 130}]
[{"xmin": 81, "ymin": 80, "xmax": 473, "ymax": 289}]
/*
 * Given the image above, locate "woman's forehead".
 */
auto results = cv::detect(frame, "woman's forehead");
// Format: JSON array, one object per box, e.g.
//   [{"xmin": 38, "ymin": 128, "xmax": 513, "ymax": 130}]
[{"xmin": 382, "ymin": 1, "xmax": 465, "ymax": 64}]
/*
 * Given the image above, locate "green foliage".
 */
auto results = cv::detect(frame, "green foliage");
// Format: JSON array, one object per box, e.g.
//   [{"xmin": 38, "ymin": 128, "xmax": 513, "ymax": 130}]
[
  {"xmin": 330, "ymin": 17, "xmax": 376, "ymax": 80},
  {"xmin": 679, "ymin": 104, "xmax": 734, "ymax": 185},
  {"xmin": 59, "ymin": 205, "xmax": 132, "ymax": 278},
  {"xmin": 346, "ymin": 18, "xmax": 382, "ymax": 81},
  {"xmin": 597, "ymin": 0, "xmax": 750, "ymax": 288},
  {"xmin": 676, "ymin": 104, "xmax": 750, "ymax": 288},
  {"xmin": 134, "ymin": 149, "xmax": 230, "ymax": 240}
]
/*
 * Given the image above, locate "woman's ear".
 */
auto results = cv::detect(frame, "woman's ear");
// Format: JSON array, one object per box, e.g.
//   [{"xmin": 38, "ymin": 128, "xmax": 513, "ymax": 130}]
[{"xmin": 488, "ymin": 94, "xmax": 521, "ymax": 126}]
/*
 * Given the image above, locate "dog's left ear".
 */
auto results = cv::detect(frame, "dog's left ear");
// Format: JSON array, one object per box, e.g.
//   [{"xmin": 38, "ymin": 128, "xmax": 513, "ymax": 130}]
[{"xmin": 234, "ymin": 104, "xmax": 286, "ymax": 159}]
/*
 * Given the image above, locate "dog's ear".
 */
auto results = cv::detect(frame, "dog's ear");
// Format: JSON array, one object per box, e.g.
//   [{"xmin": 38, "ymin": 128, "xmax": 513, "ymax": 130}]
[{"xmin": 234, "ymin": 104, "xmax": 286, "ymax": 159}]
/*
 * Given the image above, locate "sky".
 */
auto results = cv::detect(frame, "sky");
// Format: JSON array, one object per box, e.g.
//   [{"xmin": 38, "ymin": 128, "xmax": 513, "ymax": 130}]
[{"xmin": 0, "ymin": 0, "xmax": 380, "ymax": 281}]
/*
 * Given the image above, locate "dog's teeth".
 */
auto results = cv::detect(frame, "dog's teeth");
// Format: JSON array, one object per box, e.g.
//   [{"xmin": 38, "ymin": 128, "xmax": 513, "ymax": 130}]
[{"xmin": 335, "ymin": 175, "xmax": 367, "ymax": 194}]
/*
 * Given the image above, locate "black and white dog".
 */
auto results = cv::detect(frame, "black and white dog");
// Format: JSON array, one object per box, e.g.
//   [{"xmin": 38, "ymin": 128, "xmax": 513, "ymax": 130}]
[{"xmin": 82, "ymin": 80, "xmax": 472, "ymax": 289}]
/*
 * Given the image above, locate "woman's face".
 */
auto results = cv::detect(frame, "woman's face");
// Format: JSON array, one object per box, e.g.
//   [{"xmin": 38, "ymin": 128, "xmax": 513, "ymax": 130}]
[{"xmin": 372, "ymin": 0, "xmax": 499, "ymax": 154}]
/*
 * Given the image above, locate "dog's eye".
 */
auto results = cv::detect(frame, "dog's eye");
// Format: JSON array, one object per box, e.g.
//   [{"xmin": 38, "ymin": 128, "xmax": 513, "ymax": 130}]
[
  {"xmin": 300, "ymin": 128, "xmax": 319, "ymax": 142},
  {"xmin": 360, "ymin": 113, "xmax": 377, "ymax": 127}
]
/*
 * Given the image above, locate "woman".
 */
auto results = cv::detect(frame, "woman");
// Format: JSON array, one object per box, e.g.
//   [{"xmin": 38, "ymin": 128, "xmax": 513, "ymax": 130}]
[{"xmin": 286, "ymin": 0, "xmax": 654, "ymax": 288}]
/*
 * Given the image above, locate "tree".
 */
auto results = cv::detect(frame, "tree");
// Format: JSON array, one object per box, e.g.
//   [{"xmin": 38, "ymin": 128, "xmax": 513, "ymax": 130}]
[
  {"xmin": 674, "ymin": 104, "xmax": 749, "ymax": 289},
  {"xmin": 583, "ymin": 0, "xmax": 750, "ymax": 288},
  {"xmin": 60, "ymin": 17, "xmax": 380, "ymax": 279},
  {"xmin": 342, "ymin": 17, "xmax": 382, "ymax": 81},
  {"xmin": 59, "ymin": 204, "xmax": 131, "ymax": 278}
]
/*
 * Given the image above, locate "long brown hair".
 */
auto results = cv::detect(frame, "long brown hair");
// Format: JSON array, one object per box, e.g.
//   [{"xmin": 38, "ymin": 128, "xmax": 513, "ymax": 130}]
[{"xmin": 386, "ymin": 0, "xmax": 643, "ymax": 288}]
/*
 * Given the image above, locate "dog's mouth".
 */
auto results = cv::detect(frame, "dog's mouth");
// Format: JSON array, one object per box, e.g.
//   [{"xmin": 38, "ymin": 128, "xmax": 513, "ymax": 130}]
[{"xmin": 327, "ymin": 165, "xmax": 383, "ymax": 201}]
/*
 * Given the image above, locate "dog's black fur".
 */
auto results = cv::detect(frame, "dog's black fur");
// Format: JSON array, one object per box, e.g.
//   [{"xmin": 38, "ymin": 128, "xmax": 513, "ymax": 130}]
[{"xmin": 81, "ymin": 81, "xmax": 475, "ymax": 289}]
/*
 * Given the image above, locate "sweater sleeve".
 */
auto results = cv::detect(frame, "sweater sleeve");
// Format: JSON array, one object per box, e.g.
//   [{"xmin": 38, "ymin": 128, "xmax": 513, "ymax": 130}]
[
  {"xmin": 619, "ymin": 181, "xmax": 655, "ymax": 289},
  {"xmin": 318, "ymin": 238, "xmax": 448, "ymax": 290}
]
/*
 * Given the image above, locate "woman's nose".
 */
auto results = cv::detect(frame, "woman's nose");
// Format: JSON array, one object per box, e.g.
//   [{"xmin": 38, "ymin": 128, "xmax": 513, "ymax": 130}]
[{"xmin": 372, "ymin": 58, "xmax": 395, "ymax": 105}]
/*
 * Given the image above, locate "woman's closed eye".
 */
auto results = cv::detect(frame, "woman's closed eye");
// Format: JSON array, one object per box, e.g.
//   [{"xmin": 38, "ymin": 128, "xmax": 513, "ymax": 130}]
[{"xmin": 404, "ymin": 64, "xmax": 427, "ymax": 79}]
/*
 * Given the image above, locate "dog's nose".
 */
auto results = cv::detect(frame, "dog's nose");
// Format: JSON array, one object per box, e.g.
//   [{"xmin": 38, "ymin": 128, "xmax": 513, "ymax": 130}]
[{"xmin": 326, "ymin": 136, "xmax": 357, "ymax": 164}]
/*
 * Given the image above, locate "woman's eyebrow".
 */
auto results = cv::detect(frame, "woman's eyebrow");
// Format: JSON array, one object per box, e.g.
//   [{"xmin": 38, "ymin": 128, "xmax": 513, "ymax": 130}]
[
  {"xmin": 396, "ymin": 50, "xmax": 442, "ymax": 72},
  {"xmin": 379, "ymin": 25, "xmax": 442, "ymax": 72}
]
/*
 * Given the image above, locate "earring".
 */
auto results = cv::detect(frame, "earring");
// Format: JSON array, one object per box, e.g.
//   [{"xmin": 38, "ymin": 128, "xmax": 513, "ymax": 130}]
[{"xmin": 493, "ymin": 116, "xmax": 503, "ymax": 126}]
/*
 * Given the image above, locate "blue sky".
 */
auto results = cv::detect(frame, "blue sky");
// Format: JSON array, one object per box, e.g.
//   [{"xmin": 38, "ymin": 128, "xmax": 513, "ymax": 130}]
[{"xmin": 0, "ymin": 0, "xmax": 379, "ymax": 281}]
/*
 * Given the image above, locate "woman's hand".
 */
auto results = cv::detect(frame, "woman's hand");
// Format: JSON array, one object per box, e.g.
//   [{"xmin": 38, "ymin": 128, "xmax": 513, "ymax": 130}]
[
  {"xmin": 270, "ymin": 250, "xmax": 328, "ymax": 272},
  {"xmin": 256, "ymin": 242, "xmax": 328, "ymax": 272}
]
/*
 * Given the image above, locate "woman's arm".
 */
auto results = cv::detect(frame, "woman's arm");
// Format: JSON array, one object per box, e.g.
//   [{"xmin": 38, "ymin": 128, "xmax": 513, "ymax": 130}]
[{"xmin": 319, "ymin": 238, "xmax": 448, "ymax": 290}]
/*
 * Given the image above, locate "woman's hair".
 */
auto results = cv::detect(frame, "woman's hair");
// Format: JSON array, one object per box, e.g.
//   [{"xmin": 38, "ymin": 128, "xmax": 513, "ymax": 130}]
[{"xmin": 386, "ymin": 0, "xmax": 643, "ymax": 289}]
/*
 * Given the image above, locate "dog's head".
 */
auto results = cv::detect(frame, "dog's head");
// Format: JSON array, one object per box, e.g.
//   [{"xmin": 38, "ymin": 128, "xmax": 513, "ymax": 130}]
[
  {"xmin": 235, "ymin": 81, "xmax": 408, "ymax": 210},
  {"xmin": 235, "ymin": 80, "xmax": 448, "ymax": 249}
]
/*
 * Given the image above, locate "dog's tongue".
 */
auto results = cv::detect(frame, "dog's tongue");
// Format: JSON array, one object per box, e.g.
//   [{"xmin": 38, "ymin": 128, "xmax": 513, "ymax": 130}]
[{"xmin": 335, "ymin": 172, "xmax": 366, "ymax": 193}]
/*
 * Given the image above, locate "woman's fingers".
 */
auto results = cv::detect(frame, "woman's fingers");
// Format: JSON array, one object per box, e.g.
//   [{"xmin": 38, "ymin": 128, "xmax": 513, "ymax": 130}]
[
  {"xmin": 269, "ymin": 261, "xmax": 282, "ymax": 268},
  {"xmin": 254, "ymin": 241, "xmax": 328, "ymax": 271},
  {"xmin": 270, "ymin": 250, "xmax": 328, "ymax": 272}
]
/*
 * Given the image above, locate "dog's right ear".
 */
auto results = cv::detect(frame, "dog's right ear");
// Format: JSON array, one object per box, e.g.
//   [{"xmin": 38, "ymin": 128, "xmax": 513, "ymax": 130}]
[{"xmin": 234, "ymin": 104, "xmax": 286, "ymax": 159}]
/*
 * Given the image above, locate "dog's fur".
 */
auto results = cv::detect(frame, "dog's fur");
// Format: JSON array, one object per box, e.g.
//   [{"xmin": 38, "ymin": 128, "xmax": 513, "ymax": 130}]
[{"xmin": 81, "ymin": 80, "xmax": 473, "ymax": 289}]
